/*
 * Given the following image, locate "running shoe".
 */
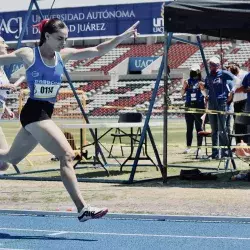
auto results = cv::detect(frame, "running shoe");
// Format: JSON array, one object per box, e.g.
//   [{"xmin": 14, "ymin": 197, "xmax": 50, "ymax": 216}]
[
  {"xmin": 78, "ymin": 205, "xmax": 108, "ymax": 222},
  {"xmin": 194, "ymin": 148, "xmax": 203, "ymax": 158},
  {"xmin": 183, "ymin": 148, "xmax": 191, "ymax": 154}
]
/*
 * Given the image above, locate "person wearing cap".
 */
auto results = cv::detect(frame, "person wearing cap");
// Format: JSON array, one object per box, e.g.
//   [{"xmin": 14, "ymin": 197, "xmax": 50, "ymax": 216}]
[
  {"xmin": 199, "ymin": 56, "xmax": 237, "ymax": 159},
  {"xmin": 181, "ymin": 63, "xmax": 204, "ymax": 155}
]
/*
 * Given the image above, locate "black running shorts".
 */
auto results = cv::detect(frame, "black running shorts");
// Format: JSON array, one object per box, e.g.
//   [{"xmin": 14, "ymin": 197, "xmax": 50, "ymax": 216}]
[{"xmin": 20, "ymin": 98, "xmax": 54, "ymax": 128}]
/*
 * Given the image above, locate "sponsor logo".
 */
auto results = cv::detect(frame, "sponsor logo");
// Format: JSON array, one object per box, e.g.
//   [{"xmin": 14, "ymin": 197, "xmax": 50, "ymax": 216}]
[
  {"xmin": 32, "ymin": 71, "xmax": 39, "ymax": 78},
  {"xmin": 0, "ymin": 17, "xmax": 23, "ymax": 39},
  {"xmin": 153, "ymin": 17, "xmax": 164, "ymax": 33},
  {"xmin": 82, "ymin": 211, "xmax": 95, "ymax": 217},
  {"xmin": 135, "ymin": 59, "xmax": 154, "ymax": 68},
  {"xmin": 34, "ymin": 80, "xmax": 60, "ymax": 85}
]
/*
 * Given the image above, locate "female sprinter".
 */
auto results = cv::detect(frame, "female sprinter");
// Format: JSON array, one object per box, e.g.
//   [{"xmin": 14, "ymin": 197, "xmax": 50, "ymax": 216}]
[
  {"xmin": 0, "ymin": 36, "xmax": 25, "ymax": 171},
  {"xmin": 0, "ymin": 18, "xmax": 139, "ymax": 222}
]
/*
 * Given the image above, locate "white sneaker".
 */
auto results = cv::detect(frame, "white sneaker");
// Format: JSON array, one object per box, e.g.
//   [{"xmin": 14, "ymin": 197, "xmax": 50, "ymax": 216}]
[
  {"xmin": 183, "ymin": 148, "xmax": 191, "ymax": 154},
  {"xmin": 78, "ymin": 205, "xmax": 108, "ymax": 222},
  {"xmin": 194, "ymin": 149, "xmax": 203, "ymax": 158},
  {"xmin": 194, "ymin": 148, "xmax": 202, "ymax": 154}
]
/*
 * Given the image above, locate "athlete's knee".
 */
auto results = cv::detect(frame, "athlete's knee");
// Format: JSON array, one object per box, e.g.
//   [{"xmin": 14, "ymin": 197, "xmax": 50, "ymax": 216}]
[
  {"xmin": 58, "ymin": 150, "xmax": 75, "ymax": 166},
  {"xmin": 0, "ymin": 162, "xmax": 10, "ymax": 171}
]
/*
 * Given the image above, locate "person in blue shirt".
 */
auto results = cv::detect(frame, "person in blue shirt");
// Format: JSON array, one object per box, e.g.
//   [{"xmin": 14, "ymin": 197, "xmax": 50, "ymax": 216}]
[
  {"xmin": 181, "ymin": 64, "xmax": 205, "ymax": 156},
  {"xmin": 0, "ymin": 18, "xmax": 139, "ymax": 222},
  {"xmin": 199, "ymin": 56, "xmax": 236, "ymax": 159}
]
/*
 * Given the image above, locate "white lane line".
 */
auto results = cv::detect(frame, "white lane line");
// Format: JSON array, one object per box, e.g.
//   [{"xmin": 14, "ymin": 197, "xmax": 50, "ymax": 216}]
[
  {"xmin": 0, "ymin": 227, "xmax": 250, "ymax": 241},
  {"xmin": 0, "ymin": 248, "xmax": 30, "ymax": 250},
  {"xmin": 47, "ymin": 232, "xmax": 68, "ymax": 236}
]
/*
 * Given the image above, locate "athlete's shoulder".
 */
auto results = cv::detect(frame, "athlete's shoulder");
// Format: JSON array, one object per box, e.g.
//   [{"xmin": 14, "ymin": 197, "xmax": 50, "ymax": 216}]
[
  {"xmin": 16, "ymin": 47, "xmax": 36, "ymax": 68},
  {"xmin": 14, "ymin": 46, "xmax": 33, "ymax": 56}
]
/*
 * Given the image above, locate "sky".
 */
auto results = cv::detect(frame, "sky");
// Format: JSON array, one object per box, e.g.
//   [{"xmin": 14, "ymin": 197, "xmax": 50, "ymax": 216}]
[{"xmin": 0, "ymin": 0, "xmax": 165, "ymax": 12}]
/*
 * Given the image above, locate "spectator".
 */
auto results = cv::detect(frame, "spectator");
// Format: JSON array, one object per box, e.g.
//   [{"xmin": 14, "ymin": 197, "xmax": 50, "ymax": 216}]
[
  {"xmin": 199, "ymin": 56, "xmax": 236, "ymax": 159},
  {"xmin": 227, "ymin": 62, "xmax": 248, "ymax": 143},
  {"xmin": 237, "ymin": 71, "xmax": 250, "ymax": 140},
  {"xmin": 181, "ymin": 64, "xmax": 204, "ymax": 156}
]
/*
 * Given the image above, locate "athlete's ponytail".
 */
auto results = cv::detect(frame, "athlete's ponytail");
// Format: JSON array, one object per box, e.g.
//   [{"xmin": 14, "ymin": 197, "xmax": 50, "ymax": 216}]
[{"xmin": 33, "ymin": 18, "xmax": 67, "ymax": 46}]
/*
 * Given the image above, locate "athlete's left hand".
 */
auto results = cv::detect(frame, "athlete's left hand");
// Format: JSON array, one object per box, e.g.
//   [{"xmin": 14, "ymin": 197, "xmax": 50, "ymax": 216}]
[
  {"xmin": 7, "ymin": 110, "xmax": 15, "ymax": 119},
  {"xmin": 121, "ymin": 21, "xmax": 140, "ymax": 39}
]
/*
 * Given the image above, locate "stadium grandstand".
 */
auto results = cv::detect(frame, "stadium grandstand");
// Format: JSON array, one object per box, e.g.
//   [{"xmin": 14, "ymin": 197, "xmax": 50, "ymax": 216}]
[{"xmin": 1, "ymin": 0, "xmax": 250, "ymax": 120}]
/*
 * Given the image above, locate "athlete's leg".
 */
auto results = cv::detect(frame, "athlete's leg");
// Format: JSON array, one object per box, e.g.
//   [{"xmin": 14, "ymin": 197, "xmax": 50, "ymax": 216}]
[
  {"xmin": 25, "ymin": 119, "xmax": 87, "ymax": 212},
  {"xmin": 0, "ymin": 127, "xmax": 8, "ymax": 149},
  {"xmin": 0, "ymin": 127, "xmax": 38, "ymax": 165},
  {"xmin": 0, "ymin": 126, "xmax": 10, "ymax": 170}
]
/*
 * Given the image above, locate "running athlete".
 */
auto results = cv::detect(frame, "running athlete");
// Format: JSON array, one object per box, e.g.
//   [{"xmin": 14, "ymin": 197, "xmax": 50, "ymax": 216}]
[
  {"xmin": 0, "ymin": 18, "xmax": 139, "ymax": 222},
  {"xmin": 0, "ymin": 36, "xmax": 25, "ymax": 171}
]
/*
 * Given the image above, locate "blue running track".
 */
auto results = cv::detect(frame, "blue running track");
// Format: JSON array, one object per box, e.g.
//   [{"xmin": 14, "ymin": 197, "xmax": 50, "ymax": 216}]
[{"xmin": 0, "ymin": 212, "xmax": 249, "ymax": 250}]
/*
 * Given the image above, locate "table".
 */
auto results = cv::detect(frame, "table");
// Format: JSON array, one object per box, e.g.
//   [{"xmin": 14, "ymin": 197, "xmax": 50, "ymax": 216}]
[{"xmin": 61, "ymin": 122, "xmax": 163, "ymax": 176}]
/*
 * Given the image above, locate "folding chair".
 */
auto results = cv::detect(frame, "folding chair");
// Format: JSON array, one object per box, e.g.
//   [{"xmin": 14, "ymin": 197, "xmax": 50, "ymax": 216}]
[
  {"xmin": 108, "ymin": 112, "xmax": 144, "ymax": 158},
  {"xmin": 197, "ymin": 113, "xmax": 212, "ymax": 158}
]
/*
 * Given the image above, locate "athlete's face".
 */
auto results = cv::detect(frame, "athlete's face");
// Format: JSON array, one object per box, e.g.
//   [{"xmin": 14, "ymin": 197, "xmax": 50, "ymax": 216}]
[
  {"xmin": 0, "ymin": 37, "xmax": 8, "ymax": 55},
  {"xmin": 46, "ymin": 28, "xmax": 68, "ymax": 52}
]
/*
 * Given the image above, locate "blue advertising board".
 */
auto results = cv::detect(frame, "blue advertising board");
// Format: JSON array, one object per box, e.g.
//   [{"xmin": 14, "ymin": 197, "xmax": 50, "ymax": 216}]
[
  {"xmin": 129, "ymin": 57, "xmax": 159, "ymax": 72},
  {"xmin": 0, "ymin": 2, "xmax": 166, "ymax": 42}
]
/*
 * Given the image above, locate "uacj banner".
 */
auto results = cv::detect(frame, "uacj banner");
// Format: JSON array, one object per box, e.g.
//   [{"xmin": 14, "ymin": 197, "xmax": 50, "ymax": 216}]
[
  {"xmin": 129, "ymin": 57, "xmax": 159, "ymax": 72},
  {"xmin": 0, "ymin": 2, "xmax": 167, "ymax": 42}
]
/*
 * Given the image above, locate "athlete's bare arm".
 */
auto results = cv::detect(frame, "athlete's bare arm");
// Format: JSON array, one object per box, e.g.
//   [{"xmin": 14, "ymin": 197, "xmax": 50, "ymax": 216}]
[
  {"xmin": 0, "ymin": 47, "xmax": 34, "ymax": 68},
  {"xmin": 60, "ymin": 21, "xmax": 139, "ymax": 64}
]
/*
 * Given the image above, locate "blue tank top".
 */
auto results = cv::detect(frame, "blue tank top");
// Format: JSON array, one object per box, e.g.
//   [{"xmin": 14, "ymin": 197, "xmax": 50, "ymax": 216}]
[
  {"xmin": 26, "ymin": 47, "xmax": 64, "ymax": 103},
  {"xmin": 185, "ymin": 78, "xmax": 204, "ymax": 106}
]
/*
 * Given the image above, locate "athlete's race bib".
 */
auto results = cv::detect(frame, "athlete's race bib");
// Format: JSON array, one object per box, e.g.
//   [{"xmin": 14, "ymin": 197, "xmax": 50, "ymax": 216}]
[
  {"xmin": 191, "ymin": 93, "xmax": 197, "ymax": 101},
  {"xmin": 34, "ymin": 84, "xmax": 60, "ymax": 99}
]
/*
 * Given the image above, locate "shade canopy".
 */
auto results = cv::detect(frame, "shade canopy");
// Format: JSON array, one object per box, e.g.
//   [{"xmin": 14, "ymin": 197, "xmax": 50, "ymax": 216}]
[{"xmin": 164, "ymin": 0, "xmax": 250, "ymax": 40}]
